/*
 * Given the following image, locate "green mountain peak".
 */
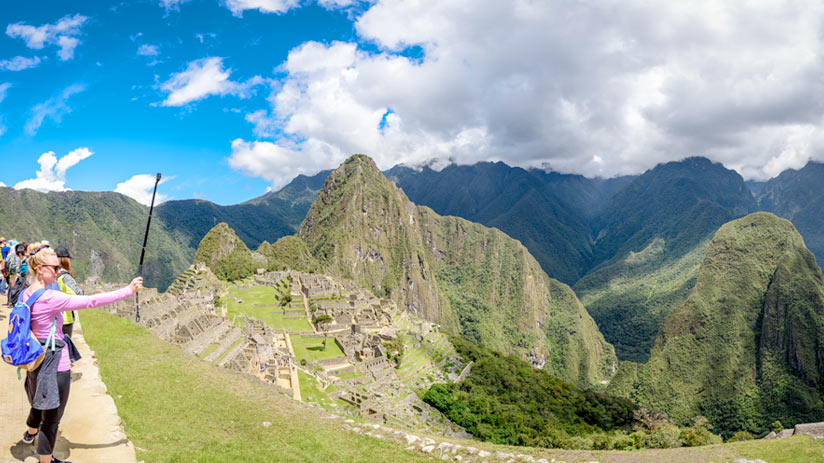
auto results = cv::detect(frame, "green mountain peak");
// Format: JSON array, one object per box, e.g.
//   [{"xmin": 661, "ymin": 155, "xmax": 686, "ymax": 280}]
[
  {"xmin": 299, "ymin": 154, "xmax": 617, "ymax": 386},
  {"xmin": 194, "ymin": 222, "xmax": 260, "ymax": 281},
  {"xmin": 610, "ymin": 212, "xmax": 824, "ymax": 435}
]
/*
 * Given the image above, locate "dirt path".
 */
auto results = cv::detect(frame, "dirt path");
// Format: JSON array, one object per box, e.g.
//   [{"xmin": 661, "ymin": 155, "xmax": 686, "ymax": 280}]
[{"xmin": 0, "ymin": 295, "xmax": 136, "ymax": 462}]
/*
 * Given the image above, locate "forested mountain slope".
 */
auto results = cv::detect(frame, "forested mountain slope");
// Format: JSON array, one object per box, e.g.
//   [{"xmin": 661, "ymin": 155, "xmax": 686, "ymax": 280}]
[
  {"xmin": 575, "ymin": 157, "xmax": 757, "ymax": 362},
  {"xmin": 0, "ymin": 187, "xmax": 190, "ymax": 290},
  {"xmin": 385, "ymin": 162, "xmax": 596, "ymax": 284},
  {"xmin": 155, "ymin": 170, "xmax": 328, "ymax": 252},
  {"xmin": 609, "ymin": 213, "xmax": 824, "ymax": 437},
  {"xmin": 755, "ymin": 161, "xmax": 824, "ymax": 272}
]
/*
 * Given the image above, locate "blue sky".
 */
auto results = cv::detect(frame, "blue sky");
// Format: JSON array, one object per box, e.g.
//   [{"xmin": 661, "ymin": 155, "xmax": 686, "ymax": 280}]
[
  {"xmin": 2, "ymin": 1, "xmax": 824, "ymax": 205},
  {"xmin": 0, "ymin": 0, "xmax": 361, "ymax": 204}
]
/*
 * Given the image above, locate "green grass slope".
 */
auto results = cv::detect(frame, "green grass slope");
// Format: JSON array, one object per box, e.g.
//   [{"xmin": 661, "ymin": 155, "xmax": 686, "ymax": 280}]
[
  {"xmin": 80, "ymin": 309, "xmax": 438, "ymax": 463},
  {"xmin": 299, "ymin": 154, "xmax": 616, "ymax": 387},
  {"xmin": 609, "ymin": 212, "xmax": 824, "ymax": 436},
  {"xmin": 0, "ymin": 187, "xmax": 190, "ymax": 290}
]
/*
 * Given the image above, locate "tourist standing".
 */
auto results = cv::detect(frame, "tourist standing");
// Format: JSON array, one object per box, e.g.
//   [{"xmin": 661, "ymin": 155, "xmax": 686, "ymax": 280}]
[
  {"xmin": 54, "ymin": 245, "xmax": 83, "ymax": 337},
  {"xmin": 20, "ymin": 248, "xmax": 142, "ymax": 463}
]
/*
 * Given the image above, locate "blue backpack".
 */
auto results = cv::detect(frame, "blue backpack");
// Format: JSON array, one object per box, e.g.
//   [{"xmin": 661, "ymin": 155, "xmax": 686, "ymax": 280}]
[{"xmin": 2, "ymin": 289, "xmax": 59, "ymax": 376}]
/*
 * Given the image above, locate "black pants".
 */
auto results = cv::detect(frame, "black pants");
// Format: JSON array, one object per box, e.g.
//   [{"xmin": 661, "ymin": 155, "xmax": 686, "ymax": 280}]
[
  {"xmin": 26, "ymin": 371, "xmax": 71, "ymax": 456},
  {"xmin": 62, "ymin": 323, "xmax": 73, "ymax": 338}
]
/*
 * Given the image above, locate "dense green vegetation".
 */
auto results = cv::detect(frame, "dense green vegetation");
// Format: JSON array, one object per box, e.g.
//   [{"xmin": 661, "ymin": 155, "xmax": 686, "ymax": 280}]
[
  {"xmin": 299, "ymin": 154, "xmax": 616, "ymax": 386},
  {"xmin": 423, "ymin": 335, "xmax": 636, "ymax": 447},
  {"xmin": 194, "ymin": 222, "xmax": 259, "ymax": 281},
  {"xmin": 575, "ymin": 238, "xmax": 709, "ymax": 362},
  {"xmin": 0, "ymin": 187, "xmax": 191, "ymax": 290},
  {"xmin": 80, "ymin": 309, "xmax": 439, "ymax": 463},
  {"xmin": 576, "ymin": 157, "xmax": 756, "ymax": 361},
  {"xmin": 257, "ymin": 235, "xmax": 321, "ymax": 273},
  {"xmin": 611, "ymin": 213, "xmax": 824, "ymax": 437}
]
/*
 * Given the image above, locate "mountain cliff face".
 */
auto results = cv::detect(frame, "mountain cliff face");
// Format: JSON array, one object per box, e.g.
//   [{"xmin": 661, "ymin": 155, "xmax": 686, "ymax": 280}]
[
  {"xmin": 575, "ymin": 157, "xmax": 757, "ymax": 362},
  {"xmin": 300, "ymin": 155, "xmax": 616, "ymax": 386},
  {"xmin": 609, "ymin": 213, "xmax": 824, "ymax": 435},
  {"xmin": 0, "ymin": 187, "xmax": 190, "ymax": 290}
]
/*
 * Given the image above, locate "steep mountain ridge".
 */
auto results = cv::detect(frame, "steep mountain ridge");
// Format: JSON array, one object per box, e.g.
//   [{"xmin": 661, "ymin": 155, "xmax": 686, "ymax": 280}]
[
  {"xmin": 575, "ymin": 157, "xmax": 757, "ymax": 361},
  {"xmin": 609, "ymin": 212, "xmax": 824, "ymax": 436},
  {"xmin": 299, "ymin": 155, "xmax": 617, "ymax": 386},
  {"xmin": 385, "ymin": 162, "xmax": 597, "ymax": 284},
  {"xmin": 155, "ymin": 170, "xmax": 328, "ymax": 252},
  {"xmin": 755, "ymin": 161, "xmax": 824, "ymax": 271}
]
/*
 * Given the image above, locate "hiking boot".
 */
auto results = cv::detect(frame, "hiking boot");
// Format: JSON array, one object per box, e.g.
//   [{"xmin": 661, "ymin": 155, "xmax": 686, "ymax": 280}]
[{"xmin": 22, "ymin": 430, "xmax": 36, "ymax": 444}]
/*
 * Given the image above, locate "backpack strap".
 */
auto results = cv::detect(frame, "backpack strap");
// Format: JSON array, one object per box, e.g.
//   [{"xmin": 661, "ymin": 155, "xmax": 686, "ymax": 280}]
[{"xmin": 23, "ymin": 288, "xmax": 46, "ymax": 310}]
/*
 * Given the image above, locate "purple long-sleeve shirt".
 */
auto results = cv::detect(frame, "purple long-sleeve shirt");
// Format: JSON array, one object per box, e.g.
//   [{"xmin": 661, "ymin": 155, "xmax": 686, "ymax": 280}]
[{"xmin": 21, "ymin": 285, "xmax": 133, "ymax": 371}]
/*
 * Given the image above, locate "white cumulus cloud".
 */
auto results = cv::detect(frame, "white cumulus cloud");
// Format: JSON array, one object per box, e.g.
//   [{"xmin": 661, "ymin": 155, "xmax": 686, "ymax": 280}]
[
  {"xmin": 25, "ymin": 83, "xmax": 86, "ymax": 136},
  {"xmin": 6, "ymin": 14, "xmax": 89, "ymax": 61},
  {"xmin": 0, "ymin": 82, "xmax": 9, "ymax": 102},
  {"xmin": 137, "ymin": 44, "xmax": 160, "ymax": 56},
  {"xmin": 0, "ymin": 56, "xmax": 42, "ymax": 71},
  {"xmin": 160, "ymin": 57, "xmax": 263, "ymax": 106},
  {"xmin": 13, "ymin": 147, "xmax": 93, "ymax": 192},
  {"xmin": 114, "ymin": 174, "xmax": 170, "ymax": 206},
  {"xmin": 232, "ymin": 0, "xmax": 824, "ymax": 182},
  {"xmin": 158, "ymin": 0, "xmax": 192, "ymax": 12},
  {"xmin": 222, "ymin": 0, "xmax": 300, "ymax": 17}
]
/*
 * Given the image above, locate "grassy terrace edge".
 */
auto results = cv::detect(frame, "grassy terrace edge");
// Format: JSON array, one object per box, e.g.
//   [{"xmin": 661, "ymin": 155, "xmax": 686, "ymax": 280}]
[{"xmin": 81, "ymin": 309, "xmax": 824, "ymax": 463}]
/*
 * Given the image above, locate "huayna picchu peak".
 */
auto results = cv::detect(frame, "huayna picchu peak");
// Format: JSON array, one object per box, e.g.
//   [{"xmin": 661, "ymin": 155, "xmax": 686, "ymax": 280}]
[{"xmin": 298, "ymin": 154, "xmax": 617, "ymax": 387}]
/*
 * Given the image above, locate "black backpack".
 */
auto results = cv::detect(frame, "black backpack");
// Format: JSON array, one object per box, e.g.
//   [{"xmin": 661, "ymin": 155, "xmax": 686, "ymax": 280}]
[{"xmin": 7, "ymin": 276, "xmax": 29, "ymax": 307}]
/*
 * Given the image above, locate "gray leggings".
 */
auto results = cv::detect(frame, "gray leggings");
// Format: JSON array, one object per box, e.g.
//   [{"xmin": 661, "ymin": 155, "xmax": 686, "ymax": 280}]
[{"xmin": 26, "ymin": 371, "xmax": 71, "ymax": 456}]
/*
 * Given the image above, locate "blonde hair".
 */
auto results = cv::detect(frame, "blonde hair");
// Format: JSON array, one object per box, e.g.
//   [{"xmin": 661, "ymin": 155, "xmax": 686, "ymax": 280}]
[{"xmin": 30, "ymin": 248, "xmax": 57, "ymax": 272}]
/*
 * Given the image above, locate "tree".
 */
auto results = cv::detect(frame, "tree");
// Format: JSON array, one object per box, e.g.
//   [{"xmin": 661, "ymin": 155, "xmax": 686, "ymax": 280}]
[
  {"xmin": 313, "ymin": 314, "xmax": 333, "ymax": 350},
  {"xmin": 280, "ymin": 292, "xmax": 292, "ymax": 316}
]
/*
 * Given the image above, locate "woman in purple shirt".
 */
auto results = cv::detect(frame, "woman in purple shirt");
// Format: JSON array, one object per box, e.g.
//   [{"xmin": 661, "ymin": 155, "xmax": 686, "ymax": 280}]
[{"xmin": 20, "ymin": 248, "xmax": 142, "ymax": 463}]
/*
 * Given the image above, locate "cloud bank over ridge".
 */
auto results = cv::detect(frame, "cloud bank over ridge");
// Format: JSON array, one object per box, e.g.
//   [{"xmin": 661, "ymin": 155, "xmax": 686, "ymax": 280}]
[{"xmin": 229, "ymin": 0, "xmax": 824, "ymax": 189}]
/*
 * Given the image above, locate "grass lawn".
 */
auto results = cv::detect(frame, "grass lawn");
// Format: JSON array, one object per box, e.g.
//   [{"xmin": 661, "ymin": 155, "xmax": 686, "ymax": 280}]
[
  {"xmin": 197, "ymin": 343, "xmax": 219, "ymax": 359},
  {"xmin": 224, "ymin": 285, "xmax": 312, "ymax": 332},
  {"xmin": 297, "ymin": 370, "xmax": 350, "ymax": 410},
  {"xmin": 291, "ymin": 334, "xmax": 346, "ymax": 363},
  {"xmin": 81, "ymin": 309, "xmax": 439, "ymax": 463}
]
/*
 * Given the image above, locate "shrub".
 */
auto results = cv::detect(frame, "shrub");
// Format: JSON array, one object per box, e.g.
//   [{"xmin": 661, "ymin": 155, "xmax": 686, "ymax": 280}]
[
  {"xmin": 727, "ymin": 431, "xmax": 754, "ymax": 442},
  {"xmin": 563, "ymin": 436, "xmax": 593, "ymax": 450},
  {"xmin": 771, "ymin": 420, "xmax": 784, "ymax": 433},
  {"xmin": 613, "ymin": 433, "xmax": 637, "ymax": 450},
  {"xmin": 643, "ymin": 423, "xmax": 682, "ymax": 449},
  {"xmin": 590, "ymin": 433, "xmax": 613, "ymax": 450}
]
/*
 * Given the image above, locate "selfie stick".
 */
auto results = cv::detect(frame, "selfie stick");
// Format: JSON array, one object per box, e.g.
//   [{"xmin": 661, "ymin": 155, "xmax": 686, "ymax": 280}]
[{"xmin": 136, "ymin": 173, "xmax": 161, "ymax": 322}]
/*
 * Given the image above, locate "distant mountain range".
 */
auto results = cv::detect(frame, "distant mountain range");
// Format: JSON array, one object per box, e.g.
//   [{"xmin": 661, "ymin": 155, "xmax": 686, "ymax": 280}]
[{"xmin": 4, "ymin": 156, "xmax": 824, "ymax": 366}]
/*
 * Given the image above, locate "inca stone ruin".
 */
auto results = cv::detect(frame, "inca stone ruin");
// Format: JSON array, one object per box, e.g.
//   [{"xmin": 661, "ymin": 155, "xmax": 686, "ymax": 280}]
[{"xmin": 101, "ymin": 263, "xmax": 469, "ymax": 437}]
